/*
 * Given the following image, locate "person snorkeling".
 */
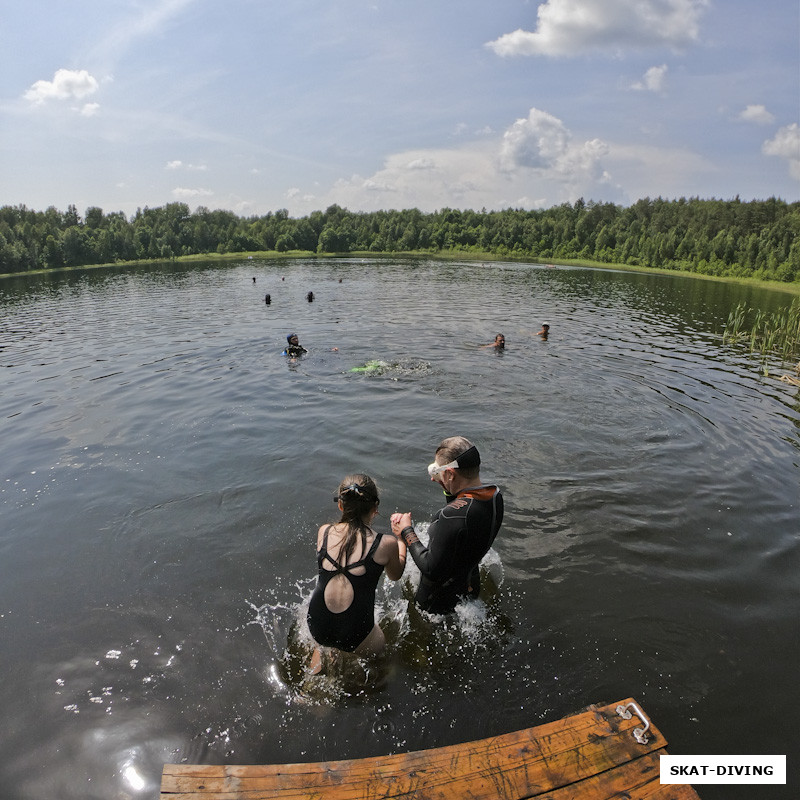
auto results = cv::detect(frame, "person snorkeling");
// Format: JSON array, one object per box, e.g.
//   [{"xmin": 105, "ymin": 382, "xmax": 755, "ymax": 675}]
[
  {"xmin": 307, "ymin": 475, "xmax": 406, "ymax": 664},
  {"xmin": 283, "ymin": 333, "xmax": 307, "ymax": 357}
]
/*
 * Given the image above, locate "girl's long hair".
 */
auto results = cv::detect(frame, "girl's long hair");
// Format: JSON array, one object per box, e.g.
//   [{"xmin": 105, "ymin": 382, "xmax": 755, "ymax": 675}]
[{"xmin": 335, "ymin": 473, "xmax": 379, "ymax": 564}]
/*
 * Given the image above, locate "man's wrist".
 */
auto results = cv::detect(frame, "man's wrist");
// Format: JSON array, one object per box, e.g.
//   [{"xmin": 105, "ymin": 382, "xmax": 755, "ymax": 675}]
[{"xmin": 400, "ymin": 525, "xmax": 418, "ymax": 545}]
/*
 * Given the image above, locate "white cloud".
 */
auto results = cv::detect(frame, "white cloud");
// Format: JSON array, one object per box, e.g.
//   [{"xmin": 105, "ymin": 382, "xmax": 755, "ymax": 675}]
[
  {"xmin": 739, "ymin": 104, "xmax": 775, "ymax": 125},
  {"xmin": 24, "ymin": 68, "xmax": 100, "ymax": 105},
  {"xmin": 603, "ymin": 141, "xmax": 718, "ymax": 198},
  {"xmin": 317, "ymin": 146, "xmax": 498, "ymax": 212},
  {"xmin": 500, "ymin": 109, "xmax": 571, "ymax": 171},
  {"xmin": 486, "ymin": 0, "xmax": 709, "ymax": 57},
  {"xmin": 80, "ymin": 103, "xmax": 101, "ymax": 117},
  {"xmin": 171, "ymin": 187, "xmax": 214, "ymax": 199},
  {"xmin": 363, "ymin": 179, "xmax": 397, "ymax": 193},
  {"xmin": 289, "ymin": 107, "xmax": 619, "ymax": 214},
  {"xmin": 499, "ymin": 108, "xmax": 610, "ymax": 189},
  {"xmin": 632, "ymin": 64, "xmax": 668, "ymax": 92},
  {"xmin": 762, "ymin": 124, "xmax": 800, "ymax": 180},
  {"xmin": 166, "ymin": 160, "xmax": 207, "ymax": 171},
  {"xmin": 406, "ymin": 157, "xmax": 436, "ymax": 170},
  {"xmin": 287, "ymin": 188, "xmax": 316, "ymax": 204},
  {"xmin": 286, "ymin": 187, "xmax": 317, "ymax": 203}
]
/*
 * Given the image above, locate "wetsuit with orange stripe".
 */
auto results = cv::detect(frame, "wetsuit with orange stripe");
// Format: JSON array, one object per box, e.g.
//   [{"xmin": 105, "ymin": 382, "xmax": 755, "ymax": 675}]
[{"xmin": 401, "ymin": 485, "xmax": 503, "ymax": 615}]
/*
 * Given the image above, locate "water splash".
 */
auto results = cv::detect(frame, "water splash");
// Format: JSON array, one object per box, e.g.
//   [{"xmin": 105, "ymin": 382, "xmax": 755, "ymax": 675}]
[
  {"xmin": 347, "ymin": 358, "xmax": 431, "ymax": 377},
  {"xmin": 248, "ymin": 525, "xmax": 509, "ymax": 706}
]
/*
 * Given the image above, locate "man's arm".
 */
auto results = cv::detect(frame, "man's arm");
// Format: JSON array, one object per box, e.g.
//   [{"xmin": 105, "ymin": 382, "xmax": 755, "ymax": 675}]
[{"xmin": 400, "ymin": 513, "xmax": 462, "ymax": 582}]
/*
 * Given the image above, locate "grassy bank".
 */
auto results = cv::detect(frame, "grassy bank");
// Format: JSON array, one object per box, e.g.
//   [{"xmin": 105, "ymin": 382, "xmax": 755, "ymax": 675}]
[
  {"xmin": 3, "ymin": 248, "xmax": 800, "ymax": 297},
  {"xmin": 0, "ymin": 249, "xmax": 316, "ymax": 280}
]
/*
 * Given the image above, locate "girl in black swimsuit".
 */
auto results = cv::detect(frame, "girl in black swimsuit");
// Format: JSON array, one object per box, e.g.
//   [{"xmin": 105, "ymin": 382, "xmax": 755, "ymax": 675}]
[{"xmin": 307, "ymin": 474, "xmax": 406, "ymax": 660}]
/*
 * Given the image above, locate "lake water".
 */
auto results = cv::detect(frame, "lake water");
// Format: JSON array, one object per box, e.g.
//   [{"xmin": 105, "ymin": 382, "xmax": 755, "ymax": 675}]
[{"xmin": 1, "ymin": 257, "xmax": 798, "ymax": 799}]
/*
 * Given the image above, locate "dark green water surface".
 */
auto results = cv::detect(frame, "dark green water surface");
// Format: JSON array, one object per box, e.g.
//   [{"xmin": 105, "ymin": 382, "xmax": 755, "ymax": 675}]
[{"xmin": 1, "ymin": 258, "xmax": 798, "ymax": 798}]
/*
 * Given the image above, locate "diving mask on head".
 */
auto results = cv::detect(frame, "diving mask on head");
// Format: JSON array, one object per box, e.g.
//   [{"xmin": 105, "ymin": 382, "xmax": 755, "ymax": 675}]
[
  {"xmin": 427, "ymin": 459, "xmax": 459, "ymax": 477},
  {"xmin": 426, "ymin": 445, "xmax": 481, "ymax": 477}
]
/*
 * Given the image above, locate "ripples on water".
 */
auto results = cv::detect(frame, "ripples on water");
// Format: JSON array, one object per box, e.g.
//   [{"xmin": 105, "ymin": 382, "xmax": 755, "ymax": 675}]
[{"xmin": 1, "ymin": 258, "xmax": 798, "ymax": 799}]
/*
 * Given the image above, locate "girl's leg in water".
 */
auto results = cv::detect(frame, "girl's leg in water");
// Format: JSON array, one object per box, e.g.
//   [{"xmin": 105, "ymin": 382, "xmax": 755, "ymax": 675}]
[
  {"xmin": 309, "ymin": 647, "xmax": 324, "ymax": 675},
  {"xmin": 307, "ymin": 624, "xmax": 384, "ymax": 675},
  {"xmin": 353, "ymin": 624, "xmax": 386, "ymax": 657}
]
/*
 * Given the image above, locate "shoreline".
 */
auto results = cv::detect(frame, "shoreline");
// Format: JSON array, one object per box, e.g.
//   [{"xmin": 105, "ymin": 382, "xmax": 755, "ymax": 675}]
[{"xmin": 2, "ymin": 249, "xmax": 799, "ymax": 297}]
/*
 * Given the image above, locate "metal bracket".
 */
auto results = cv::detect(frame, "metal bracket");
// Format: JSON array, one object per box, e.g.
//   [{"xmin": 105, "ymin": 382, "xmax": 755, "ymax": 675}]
[{"xmin": 616, "ymin": 702, "xmax": 651, "ymax": 745}]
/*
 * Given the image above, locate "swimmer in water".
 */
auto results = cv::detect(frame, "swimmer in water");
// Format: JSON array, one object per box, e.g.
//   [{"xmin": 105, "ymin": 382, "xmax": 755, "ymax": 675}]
[
  {"xmin": 283, "ymin": 333, "xmax": 307, "ymax": 357},
  {"xmin": 537, "ymin": 324, "xmax": 550, "ymax": 340},
  {"xmin": 480, "ymin": 333, "xmax": 505, "ymax": 349},
  {"xmin": 307, "ymin": 475, "xmax": 406, "ymax": 668}
]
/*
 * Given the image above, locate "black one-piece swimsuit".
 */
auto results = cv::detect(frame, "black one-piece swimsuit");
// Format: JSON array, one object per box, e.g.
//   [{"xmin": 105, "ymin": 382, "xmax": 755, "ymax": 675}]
[{"xmin": 307, "ymin": 526, "xmax": 385, "ymax": 652}]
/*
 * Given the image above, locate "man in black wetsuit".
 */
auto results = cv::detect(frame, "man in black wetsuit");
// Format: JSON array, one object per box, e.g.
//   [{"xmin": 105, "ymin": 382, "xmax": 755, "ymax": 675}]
[
  {"xmin": 283, "ymin": 333, "xmax": 307, "ymax": 357},
  {"xmin": 390, "ymin": 436, "xmax": 503, "ymax": 614}
]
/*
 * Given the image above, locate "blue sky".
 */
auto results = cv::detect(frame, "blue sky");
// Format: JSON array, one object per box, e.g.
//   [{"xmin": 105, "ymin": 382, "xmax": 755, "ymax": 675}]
[{"xmin": 2, "ymin": 0, "xmax": 798, "ymax": 218}]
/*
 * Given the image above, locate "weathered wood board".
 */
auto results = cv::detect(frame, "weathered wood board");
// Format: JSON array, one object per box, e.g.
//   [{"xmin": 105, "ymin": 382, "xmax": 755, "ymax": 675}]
[{"xmin": 161, "ymin": 697, "xmax": 701, "ymax": 799}]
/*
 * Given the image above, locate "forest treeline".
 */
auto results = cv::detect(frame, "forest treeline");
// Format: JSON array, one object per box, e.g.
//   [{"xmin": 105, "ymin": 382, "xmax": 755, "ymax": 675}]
[{"xmin": 1, "ymin": 197, "xmax": 799, "ymax": 283}]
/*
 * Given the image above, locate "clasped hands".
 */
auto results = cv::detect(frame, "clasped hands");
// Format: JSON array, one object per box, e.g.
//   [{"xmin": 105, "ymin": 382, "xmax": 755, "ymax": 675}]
[{"xmin": 390, "ymin": 512, "xmax": 412, "ymax": 538}]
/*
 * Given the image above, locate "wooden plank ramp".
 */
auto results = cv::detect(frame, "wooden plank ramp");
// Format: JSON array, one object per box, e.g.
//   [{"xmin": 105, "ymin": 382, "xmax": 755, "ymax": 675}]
[{"xmin": 161, "ymin": 697, "xmax": 701, "ymax": 799}]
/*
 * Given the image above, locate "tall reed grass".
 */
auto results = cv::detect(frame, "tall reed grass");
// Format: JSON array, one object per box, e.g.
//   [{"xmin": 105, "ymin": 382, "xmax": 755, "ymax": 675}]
[{"xmin": 723, "ymin": 298, "xmax": 800, "ymax": 370}]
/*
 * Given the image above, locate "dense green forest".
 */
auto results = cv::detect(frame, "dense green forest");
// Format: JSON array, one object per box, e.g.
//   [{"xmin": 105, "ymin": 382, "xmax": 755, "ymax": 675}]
[{"xmin": 1, "ymin": 197, "xmax": 799, "ymax": 283}]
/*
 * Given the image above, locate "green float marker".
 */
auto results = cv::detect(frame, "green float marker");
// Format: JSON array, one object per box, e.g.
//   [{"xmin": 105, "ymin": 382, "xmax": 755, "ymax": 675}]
[{"xmin": 349, "ymin": 360, "xmax": 385, "ymax": 373}]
